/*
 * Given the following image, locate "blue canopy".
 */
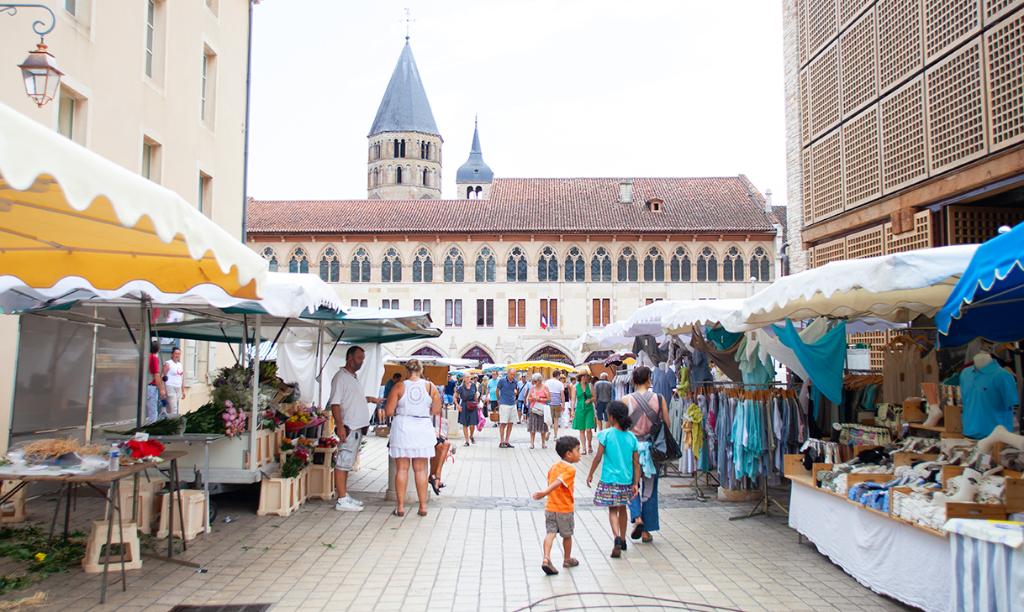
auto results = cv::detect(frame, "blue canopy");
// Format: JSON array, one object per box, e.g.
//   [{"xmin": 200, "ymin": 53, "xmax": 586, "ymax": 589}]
[{"xmin": 937, "ymin": 222, "xmax": 1024, "ymax": 347}]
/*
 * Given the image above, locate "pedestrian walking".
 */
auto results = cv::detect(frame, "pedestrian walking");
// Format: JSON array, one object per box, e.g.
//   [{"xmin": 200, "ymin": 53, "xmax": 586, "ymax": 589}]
[
  {"xmin": 161, "ymin": 346, "xmax": 185, "ymax": 418},
  {"xmin": 571, "ymin": 373, "xmax": 596, "ymax": 454},
  {"xmin": 443, "ymin": 375, "xmax": 457, "ymax": 409},
  {"xmin": 517, "ymin": 376, "xmax": 531, "ymax": 424},
  {"xmin": 455, "ymin": 376, "xmax": 480, "ymax": 446},
  {"xmin": 586, "ymin": 401, "xmax": 639, "ymax": 558},
  {"xmin": 532, "ymin": 435, "xmax": 582, "ymax": 575},
  {"xmin": 487, "ymin": 374, "xmax": 499, "ymax": 424},
  {"xmin": 496, "ymin": 369, "xmax": 519, "ymax": 448},
  {"xmin": 384, "ymin": 359, "xmax": 442, "ymax": 517},
  {"xmin": 594, "ymin": 372, "xmax": 614, "ymax": 431},
  {"xmin": 544, "ymin": 373, "xmax": 566, "ymax": 440},
  {"xmin": 526, "ymin": 373, "xmax": 550, "ymax": 449},
  {"xmin": 145, "ymin": 341, "xmax": 166, "ymax": 424},
  {"xmin": 625, "ymin": 366, "xmax": 671, "ymax": 543},
  {"xmin": 330, "ymin": 345, "xmax": 384, "ymax": 512}
]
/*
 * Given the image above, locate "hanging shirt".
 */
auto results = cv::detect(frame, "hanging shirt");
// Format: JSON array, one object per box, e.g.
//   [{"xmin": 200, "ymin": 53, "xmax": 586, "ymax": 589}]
[
  {"xmin": 772, "ymin": 320, "xmax": 847, "ymax": 405},
  {"xmin": 960, "ymin": 361, "xmax": 1018, "ymax": 439}
]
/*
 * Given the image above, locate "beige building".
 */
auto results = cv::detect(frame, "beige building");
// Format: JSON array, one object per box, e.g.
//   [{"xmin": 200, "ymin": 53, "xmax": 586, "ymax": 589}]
[
  {"xmin": 0, "ymin": 0, "xmax": 253, "ymax": 448},
  {"xmin": 248, "ymin": 40, "xmax": 783, "ymax": 364}
]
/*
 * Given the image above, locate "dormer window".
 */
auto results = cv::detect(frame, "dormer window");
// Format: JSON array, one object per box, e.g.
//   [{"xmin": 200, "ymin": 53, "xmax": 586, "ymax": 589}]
[{"xmin": 646, "ymin": 198, "xmax": 664, "ymax": 212}]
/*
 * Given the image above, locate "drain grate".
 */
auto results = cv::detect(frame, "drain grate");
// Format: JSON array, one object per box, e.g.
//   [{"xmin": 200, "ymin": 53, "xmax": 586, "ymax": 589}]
[{"xmin": 170, "ymin": 606, "xmax": 270, "ymax": 612}]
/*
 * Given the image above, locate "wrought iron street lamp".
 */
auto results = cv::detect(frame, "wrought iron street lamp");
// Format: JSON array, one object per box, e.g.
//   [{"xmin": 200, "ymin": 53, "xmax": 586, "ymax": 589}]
[{"xmin": 2, "ymin": 3, "xmax": 62, "ymax": 107}]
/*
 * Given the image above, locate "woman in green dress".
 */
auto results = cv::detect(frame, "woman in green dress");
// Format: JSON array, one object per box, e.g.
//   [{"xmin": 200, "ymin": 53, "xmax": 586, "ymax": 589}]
[{"xmin": 571, "ymin": 373, "xmax": 596, "ymax": 454}]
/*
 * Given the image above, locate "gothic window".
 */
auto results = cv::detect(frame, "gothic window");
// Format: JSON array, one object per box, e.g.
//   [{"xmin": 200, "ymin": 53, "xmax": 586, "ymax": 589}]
[
  {"xmin": 750, "ymin": 247, "xmax": 771, "ymax": 281},
  {"xmin": 506, "ymin": 247, "xmax": 527, "ymax": 282},
  {"xmin": 350, "ymin": 248, "xmax": 370, "ymax": 283},
  {"xmin": 422, "ymin": 168, "xmax": 428, "ymax": 186},
  {"xmin": 564, "ymin": 247, "xmax": 585, "ymax": 282},
  {"xmin": 670, "ymin": 247, "xmax": 691, "ymax": 282},
  {"xmin": 617, "ymin": 247, "xmax": 638, "ymax": 282},
  {"xmin": 288, "ymin": 248, "xmax": 309, "ymax": 274},
  {"xmin": 261, "ymin": 247, "xmax": 278, "ymax": 273},
  {"xmin": 723, "ymin": 247, "xmax": 744, "ymax": 282},
  {"xmin": 696, "ymin": 247, "xmax": 718, "ymax": 282},
  {"xmin": 412, "ymin": 247, "xmax": 433, "ymax": 282},
  {"xmin": 643, "ymin": 247, "xmax": 665, "ymax": 282},
  {"xmin": 537, "ymin": 246, "xmax": 559, "ymax": 282},
  {"xmin": 396, "ymin": 166, "xmax": 403, "ymax": 184},
  {"xmin": 444, "ymin": 247, "xmax": 465, "ymax": 282},
  {"xmin": 381, "ymin": 248, "xmax": 402, "ymax": 283},
  {"xmin": 475, "ymin": 246, "xmax": 496, "ymax": 282},
  {"xmin": 591, "ymin": 247, "xmax": 612, "ymax": 282},
  {"xmin": 319, "ymin": 247, "xmax": 340, "ymax": 283}
]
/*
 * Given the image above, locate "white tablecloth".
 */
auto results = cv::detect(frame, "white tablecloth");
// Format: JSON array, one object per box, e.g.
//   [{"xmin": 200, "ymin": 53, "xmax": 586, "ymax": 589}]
[
  {"xmin": 789, "ymin": 483, "xmax": 951, "ymax": 611},
  {"xmin": 947, "ymin": 519, "xmax": 1024, "ymax": 611}
]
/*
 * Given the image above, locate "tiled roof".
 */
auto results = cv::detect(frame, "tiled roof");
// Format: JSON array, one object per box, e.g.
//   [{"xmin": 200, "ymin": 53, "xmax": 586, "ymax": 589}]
[
  {"xmin": 248, "ymin": 177, "xmax": 776, "ymax": 235},
  {"xmin": 770, "ymin": 205, "xmax": 788, "ymax": 242}
]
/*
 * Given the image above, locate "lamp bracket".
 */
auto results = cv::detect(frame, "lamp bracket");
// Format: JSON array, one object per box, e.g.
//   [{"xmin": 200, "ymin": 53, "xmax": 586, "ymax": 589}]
[{"xmin": 0, "ymin": 3, "xmax": 56, "ymax": 41}]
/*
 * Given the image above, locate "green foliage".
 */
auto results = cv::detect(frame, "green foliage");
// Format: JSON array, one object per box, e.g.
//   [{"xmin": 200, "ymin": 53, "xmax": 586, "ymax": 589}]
[
  {"xmin": 0, "ymin": 527, "xmax": 86, "ymax": 595},
  {"xmin": 280, "ymin": 454, "xmax": 305, "ymax": 479},
  {"xmin": 182, "ymin": 402, "xmax": 226, "ymax": 435}
]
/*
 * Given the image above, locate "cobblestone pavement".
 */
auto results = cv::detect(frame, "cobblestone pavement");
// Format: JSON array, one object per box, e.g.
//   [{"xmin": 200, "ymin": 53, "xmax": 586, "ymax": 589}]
[{"xmin": 4, "ymin": 423, "xmax": 909, "ymax": 611}]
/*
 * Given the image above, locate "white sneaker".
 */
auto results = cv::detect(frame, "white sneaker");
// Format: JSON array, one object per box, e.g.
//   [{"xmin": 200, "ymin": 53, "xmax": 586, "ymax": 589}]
[
  {"xmin": 334, "ymin": 497, "xmax": 363, "ymax": 512},
  {"xmin": 345, "ymin": 495, "xmax": 364, "ymax": 507}
]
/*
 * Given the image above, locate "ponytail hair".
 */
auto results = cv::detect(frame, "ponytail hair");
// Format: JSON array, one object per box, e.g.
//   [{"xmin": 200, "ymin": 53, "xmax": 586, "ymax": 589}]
[{"xmin": 607, "ymin": 400, "xmax": 632, "ymax": 431}]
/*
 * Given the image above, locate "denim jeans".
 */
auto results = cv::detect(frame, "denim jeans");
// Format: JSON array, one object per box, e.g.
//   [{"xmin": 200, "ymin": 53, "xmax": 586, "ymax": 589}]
[
  {"xmin": 628, "ymin": 472, "xmax": 660, "ymax": 532},
  {"xmin": 145, "ymin": 385, "xmax": 160, "ymax": 424}
]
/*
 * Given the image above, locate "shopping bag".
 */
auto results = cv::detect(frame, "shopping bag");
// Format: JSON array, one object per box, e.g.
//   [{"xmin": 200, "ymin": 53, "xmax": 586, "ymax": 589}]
[
  {"xmin": 650, "ymin": 420, "xmax": 683, "ymax": 463},
  {"xmin": 477, "ymin": 408, "xmax": 486, "ymax": 431},
  {"xmin": 559, "ymin": 408, "xmax": 570, "ymax": 429},
  {"xmin": 542, "ymin": 404, "xmax": 552, "ymax": 426}
]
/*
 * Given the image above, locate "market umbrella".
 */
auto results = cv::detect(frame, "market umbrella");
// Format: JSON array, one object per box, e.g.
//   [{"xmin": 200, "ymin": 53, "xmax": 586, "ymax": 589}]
[
  {"xmin": 937, "ymin": 223, "xmax": 1024, "ymax": 347},
  {"xmin": 0, "ymin": 102, "xmax": 267, "ymax": 300},
  {"xmin": 505, "ymin": 360, "xmax": 576, "ymax": 373}
]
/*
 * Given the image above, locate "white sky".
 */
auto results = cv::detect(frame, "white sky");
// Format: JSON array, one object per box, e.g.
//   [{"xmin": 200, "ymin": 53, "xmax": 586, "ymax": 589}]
[{"xmin": 247, "ymin": 0, "xmax": 786, "ymax": 204}]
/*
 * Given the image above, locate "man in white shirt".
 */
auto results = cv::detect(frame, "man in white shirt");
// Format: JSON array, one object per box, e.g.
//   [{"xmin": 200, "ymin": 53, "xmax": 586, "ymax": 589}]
[
  {"xmin": 330, "ymin": 345, "xmax": 383, "ymax": 512},
  {"xmin": 544, "ymin": 374, "xmax": 566, "ymax": 439}
]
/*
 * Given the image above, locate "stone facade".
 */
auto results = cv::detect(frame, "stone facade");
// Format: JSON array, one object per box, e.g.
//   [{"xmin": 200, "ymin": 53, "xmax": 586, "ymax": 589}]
[
  {"xmin": 367, "ymin": 130, "xmax": 443, "ymax": 199},
  {"xmin": 782, "ymin": 0, "xmax": 808, "ymax": 273}
]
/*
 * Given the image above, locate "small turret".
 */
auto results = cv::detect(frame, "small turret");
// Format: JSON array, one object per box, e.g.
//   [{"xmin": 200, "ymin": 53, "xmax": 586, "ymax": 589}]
[{"xmin": 456, "ymin": 117, "xmax": 494, "ymax": 200}]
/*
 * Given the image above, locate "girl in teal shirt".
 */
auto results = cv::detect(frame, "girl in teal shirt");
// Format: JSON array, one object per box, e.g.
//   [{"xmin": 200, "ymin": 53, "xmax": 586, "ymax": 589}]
[{"xmin": 586, "ymin": 401, "xmax": 639, "ymax": 558}]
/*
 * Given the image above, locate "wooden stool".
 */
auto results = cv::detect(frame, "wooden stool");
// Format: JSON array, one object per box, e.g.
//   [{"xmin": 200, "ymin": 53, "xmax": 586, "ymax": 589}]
[
  {"xmin": 82, "ymin": 520, "xmax": 142, "ymax": 573},
  {"xmin": 0, "ymin": 481, "xmax": 27, "ymax": 524},
  {"xmin": 156, "ymin": 490, "xmax": 206, "ymax": 541}
]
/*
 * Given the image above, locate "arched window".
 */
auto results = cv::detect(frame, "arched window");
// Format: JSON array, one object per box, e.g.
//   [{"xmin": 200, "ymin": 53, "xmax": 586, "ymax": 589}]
[
  {"xmin": 444, "ymin": 247, "xmax": 465, "ymax": 282},
  {"xmin": 319, "ymin": 247, "xmax": 340, "ymax": 283},
  {"xmin": 466, "ymin": 186, "xmax": 475, "ymax": 199},
  {"xmin": 617, "ymin": 247, "xmax": 638, "ymax": 282},
  {"xmin": 412, "ymin": 247, "xmax": 433, "ymax": 282},
  {"xmin": 422, "ymin": 168, "xmax": 429, "ymax": 186},
  {"xmin": 750, "ymin": 247, "xmax": 771, "ymax": 281},
  {"xmin": 506, "ymin": 247, "xmax": 528, "ymax": 282},
  {"xmin": 564, "ymin": 247, "xmax": 585, "ymax": 282},
  {"xmin": 643, "ymin": 247, "xmax": 665, "ymax": 282},
  {"xmin": 537, "ymin": 246, "xmax": 559, "ymax": 282},
  {"xmin": 475, "ymin": 247, "xmax": 496, "ymax": 282},
  {"xmin": 475, "ymin": 186, "xmax": 482, "ymax": 198},
  {"xmin": 723, "ymin": 247, "xmax": 744, "ymax": 282},
  {"xmin": 591, "ymin": 247, "xmax": 612, "ymax": 282},
  {"xmin": 350, "ymin": 248, "xmax": 370, "ymax": 282},
  {"xmin": 697, "ymin": 247, "xmax": 718, "ymax": 282},
  {"xmin": 396, "ymin": 167, "xmax": 403, "ymax": 184},
  {"xmin": 393, "ymin": 138, "xmax": 399, "ymax": 158},
  {"xmin": 261, "ymin": 247, "xmax": 278, "ymax": 273},
  {"xmin": 381, "ymin": 248, "xmax": 402, "ymax": 282},
  {"xmin": 670, "ymin": 247, "xmax": 691, "ymax": 282},
  {"xmin": 288, "ymin": 248, "xmax": 309, "ymax": 274}
]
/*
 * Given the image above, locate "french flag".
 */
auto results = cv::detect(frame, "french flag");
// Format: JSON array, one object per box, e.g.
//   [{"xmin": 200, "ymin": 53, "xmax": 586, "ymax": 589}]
[{"xmin": 540, "ymin": 314, "xmax": 549, "ymax": 330}]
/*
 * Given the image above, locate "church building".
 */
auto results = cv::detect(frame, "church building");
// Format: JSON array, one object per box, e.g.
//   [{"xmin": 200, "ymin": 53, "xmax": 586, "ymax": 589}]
[{"xmin": 247, "ymin": 40, "xmax": 785, "ymax": 364}]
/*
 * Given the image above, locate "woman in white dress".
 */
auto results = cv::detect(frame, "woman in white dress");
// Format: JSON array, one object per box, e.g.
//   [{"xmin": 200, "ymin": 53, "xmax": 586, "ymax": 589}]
[{"xmin": 384, "ymin": 359, "xmax": 442, "ymax": 517}]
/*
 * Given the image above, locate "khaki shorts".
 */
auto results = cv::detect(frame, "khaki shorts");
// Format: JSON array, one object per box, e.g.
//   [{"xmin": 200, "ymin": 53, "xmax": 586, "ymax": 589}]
[
  {"xmin": 545, "ymin": 511, "xmax": 574, "ymax": 537},
  {"xmin": 334, "ymin": 428, "xmax": 362, "ymax": 471},
  {"xmin": 498, "ymin": 404, "xmax": 517, "ymax": 424},
  {"xmin": 550, "ymin": 405, "xmax": 563, "ymax": 423}
]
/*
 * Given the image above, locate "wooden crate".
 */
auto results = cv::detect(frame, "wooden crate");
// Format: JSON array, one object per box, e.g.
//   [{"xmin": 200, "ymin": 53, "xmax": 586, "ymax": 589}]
[
  {"xmin": 943, "ymin": 404, "xmax": 962, "ymax": 433},
  {"xmin": 941, "ymin": 465, "xmax": 966, "ymax": 485},
  {"xmin": 0, "ymin": 481, "xmax": 26, "ymax": 524},
  {"xmin": 307, "ymin": 448, "xmax": 337, "ymax": 501},
  {"xmin": 1005, "ymin": 478, "xmax": 1024, "ymax": 513},
  {"xmin": 257, "ymin": 473, "xmax": 302, "ymax": 517},
  {"xmin": 903, "ymin": 398, "xmax": 927, "ymax": 423},
  {"xmin": 784, "ymin": 454, "xmax": 811, "ymax": 478},
  {"xmin": 846, "ymin": 473, "xmax": 893, "ymax": 486},
  {"xmin": 945, "ymin": 502, "xmax": 1008, "ymax": 521},
  {"xmin": 893, "ymin": 452, "xmax": 941, "ymax": 467},
  {"xmin": 254, "ymin": 428, "xmax": 276, "ymax": 468}
]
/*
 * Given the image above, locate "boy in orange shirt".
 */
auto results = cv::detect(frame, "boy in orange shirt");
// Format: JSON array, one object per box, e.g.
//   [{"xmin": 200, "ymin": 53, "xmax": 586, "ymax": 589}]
[{"xmin": 532, "ymin": 435, "xmax": 582, "ymax": 575}]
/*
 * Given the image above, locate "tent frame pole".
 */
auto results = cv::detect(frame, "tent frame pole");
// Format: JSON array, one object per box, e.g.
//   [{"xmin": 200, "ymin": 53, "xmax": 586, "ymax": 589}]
[
  {"xmin": 135, "ymin": 296, "xmax": 151, "ymax": 427},
  {"xmin": 248, "ymin": 315, "xmax": 261, "ymax": 471}
]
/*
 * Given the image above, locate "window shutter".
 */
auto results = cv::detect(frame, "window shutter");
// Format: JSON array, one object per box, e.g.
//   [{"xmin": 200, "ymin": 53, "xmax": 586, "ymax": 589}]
[
  {"xmin": 592, "ymin": 299, "xmax": 600, "ymax": 326},
  {"xmin": 508, "ymin": 299, "xmax": 516, "ymax": 327},
  {"xmin": 517, "ymin": 299, "xmax": 526, "ymax": 327},
  {"xmin": 551, "ymin": 299, "xmax": 558, "ymax": 327}
]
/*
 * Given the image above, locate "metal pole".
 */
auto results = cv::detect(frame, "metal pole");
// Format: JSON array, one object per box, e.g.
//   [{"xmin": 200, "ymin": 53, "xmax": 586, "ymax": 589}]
[
  {"xmin": 248, "ymin": 315, "xmax": 261, "ymax": 471},
  {"xmin": 315, "ymin": 322, "xmax": 324, "ymax": 408},
  {"xmin": 135, "ymin": 296, "xmax": 150, "ymax": 427},
  {"xmin": 83, "ymin": 306, "xmax": 99, "ymax": 444}
]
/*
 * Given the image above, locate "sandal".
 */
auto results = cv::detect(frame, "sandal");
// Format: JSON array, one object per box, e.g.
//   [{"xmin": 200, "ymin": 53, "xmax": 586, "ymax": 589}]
[
  {"xmin": 464, "ymin": 441, "xmax": 470, "ymax": 447},
  {"xmin": 541, "ymin": 560, "xmax": 559, "ymax": 575},
  {"xmin": 428, "ymin": 475, "xmax": 441, "ymax": 495},
  {"xmin": 563, "ymin": 558, "xmax": 579, "ymax": 568},
  {"xmin": 417, "ymin": 509, "xmax": 428, "ymax": 517},
  {"xmin": 641, "ymin": 533, "xmax": 653, "ymax": 543},
  {"xmin": 392, "ymin": 509, "xmax": 405, "ymax": 517}
]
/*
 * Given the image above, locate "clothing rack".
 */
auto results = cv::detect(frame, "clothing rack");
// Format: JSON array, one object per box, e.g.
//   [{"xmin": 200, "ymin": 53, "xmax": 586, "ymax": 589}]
[{"xmin": 729, "ymin": 395, "xmax": 790, "ymax": 522}]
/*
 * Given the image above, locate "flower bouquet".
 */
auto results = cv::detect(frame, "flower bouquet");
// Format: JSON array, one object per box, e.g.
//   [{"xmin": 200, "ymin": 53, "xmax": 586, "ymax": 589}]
[
  {"xmin": 280, "ymin": 437, "xmax": 315, "ymax": 478},
  {"xmin": 123, "ymin": 439, "xmax": 166, "ymax": 461}
]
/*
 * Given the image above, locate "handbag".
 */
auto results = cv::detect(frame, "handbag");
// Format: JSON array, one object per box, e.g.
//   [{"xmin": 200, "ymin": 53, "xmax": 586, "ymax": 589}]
[
  {"xmin": 650, "ymin": 418, "xmax": 683, "ymax": 463},
  {"xmin": 542, "ymin": 404, "xmax": 553, "ymax": 426},
  {"xmin": 477, "ymin": 408, "xmax": 486, "ymax": 431},
  {"xmin": 531, "ymin": 403, "xmax": 545, "ymax": 416}
]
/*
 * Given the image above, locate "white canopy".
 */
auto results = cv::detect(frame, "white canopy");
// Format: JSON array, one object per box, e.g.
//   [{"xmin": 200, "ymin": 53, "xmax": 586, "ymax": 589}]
[
  {"xmin": 738, "ymin": 245, "xmax": 978, "ymax": 330},
  {"xmin": 661, "ymin": 298, "xmax": 748, "ymax": 334}
]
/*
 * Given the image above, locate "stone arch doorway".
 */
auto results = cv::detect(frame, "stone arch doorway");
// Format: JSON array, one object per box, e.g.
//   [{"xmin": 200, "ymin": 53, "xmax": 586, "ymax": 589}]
[
  {"xmin": 528, "ymin": 345, "xmax": 573, "ymax": 365},
  {"xmin": 461, "ymin": 346, "xmax": 494, "ymax": 365},
  {"xmin": 411, "ymin": 346, "xmax": 443, "ymax": 358}
]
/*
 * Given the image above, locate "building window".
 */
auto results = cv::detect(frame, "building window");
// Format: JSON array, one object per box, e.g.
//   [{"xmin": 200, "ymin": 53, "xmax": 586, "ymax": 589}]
[
  {"xmin": 319, "ymin": 247, "xmax": 340, "ymax": 283},
  {"xmin": 145, "ymin": 1, "xmax": 165, "ymax": 81},
  {"xmin": 643, "ymin": 247, "xmax": 665, "ymax": 282},
  {"xmin": 671, "ymin": 247, "xmax": 691, "ymax": 282},
  {"xmin": 537, "ymin": 246, "xmax": 558, "ymax": 282},
  {"xmin": 200, "ymin": 49, "xmax": 217, "ymax": 126},
  {"xmin": 65, "ymin": 0, "xmax": 77, "ymax": 15},
  {"xmin": 475, "ymin": 247, "xmax": 496, "ymax": 282},
  {"xmin": 141, "ymin": 137, "xmax": 161, "ymax": 182},
  {"xmin": 645, "ymin": 298, "xmax": 664, "ymax": 305},
  {"xmin": 592, "ymin": 298, "xmax": 611, "ymax": 327},
  {"xmin": 422, "ymin": 168, "xmax": 429, "ymax": 186},
  {"xmin": 413, "ymin": 299, "xmax": 431, "ymax": 313},
  {"xmin": 197, "ymin": 172, "xmax": 212, "ymax": 214},
  {"xmin": 506, "ymin": 247, "xmax": 527, "ymax": 282},
  {"xmin": 723, "ymin": 247, "xmax": 744, "ymax": 282},
  {"xmin": 261, "ymin": 247, "xmax": 278, "ymax": 272},
  {"xmin": 350, "ymin": 299, "xmax": 368, "ymax": 308},
  {"xmin": 750, "ymin": 247, "xmax": 771, "ymax": 281},
  {"xmin": 476, "ymin": 299, "xmax": 494, "ymax": 327},
  {"xmin": 591, "ymin": 247, "xmax": 612, "ymax": 282},
  {"xmin": 697, "ymin": 247, "xmax": 718, "ymax": 282},
  {"xmin": 508, "ymin": 299, "xmax": 526, "ymax": 328},
  {"xmin": 396, "ymin": 166, "xmax": 403, "ymax": 184},
  {"xmin": 444, "ymin": 247, "xmax": 465, "ymax": 282},
  {"xmin": 564, "ymin": 247, "xmax": 585, "ymax": 282},
  {"xmin": 445, "ymin": 299, "xmax": 463, "ymax": 327},
  {"xmin": 381, "ymin": 299, "xmax": 399, "ymax": 310},
  {"xmin": 205, "ymin": 0, "xmax": 218, "ymax": 15},
  {"xmin": 350, "ymin": 248, "xmax": 371, "ymax": 282},
  {"xmin": 412, "ymin": 247, "xmax": 433, "ymax": 282},
  {"xmin": 288, "ymin": 248, "xmax": 309, "ymax": 274},
  {"xmin": 540, "ymin": 298, "xmax": 558, "ymax": 329},
  {"xmin": 617, "ymin": 247, "xmax": 638, "ymax": 282},
  {"xmin": 57, "ymin": 89, "xmax": 75, "ymax": 140},
  {"xmin": 381, "ymin": 248, "xmax": 402, "ymax": 282}
]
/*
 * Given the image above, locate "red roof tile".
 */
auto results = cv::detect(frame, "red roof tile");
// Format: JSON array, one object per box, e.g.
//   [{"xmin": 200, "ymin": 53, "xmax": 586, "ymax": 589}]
[{"xmin": 247, "ymin": 177, "xmax": 776, "ymax": 235}]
